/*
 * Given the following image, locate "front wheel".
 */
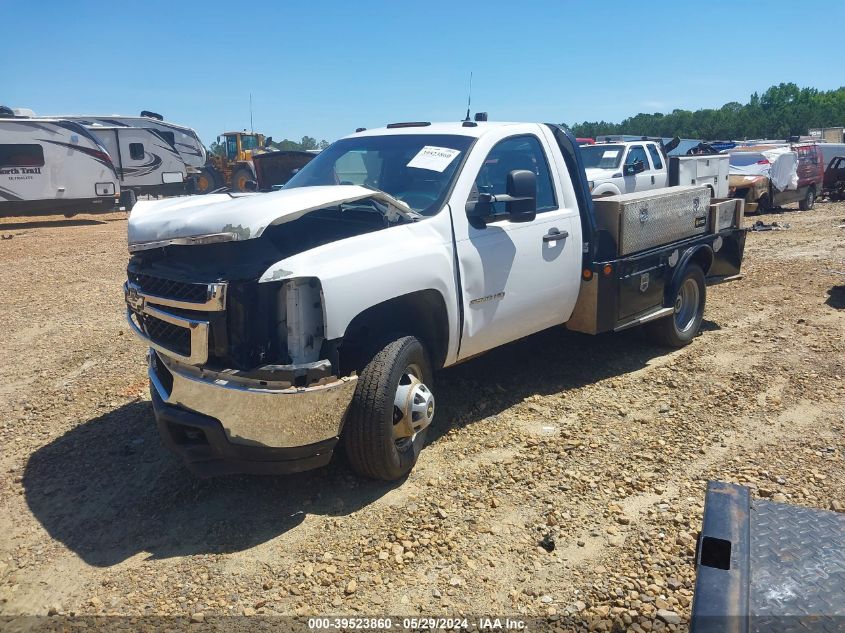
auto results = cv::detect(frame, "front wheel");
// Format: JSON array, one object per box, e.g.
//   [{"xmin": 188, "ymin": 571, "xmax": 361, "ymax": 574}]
[
  {"xmin": 647, "ymin": 264, "xmax": 706, "ymax": 347},
  {"xmin": 343, "ymin": 335, "xmax": 435, "ymax": 481}
]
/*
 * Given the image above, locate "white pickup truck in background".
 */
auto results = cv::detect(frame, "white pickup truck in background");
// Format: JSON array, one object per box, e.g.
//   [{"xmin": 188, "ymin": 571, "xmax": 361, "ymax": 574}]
[
  {"xmin": 583, "ymin": 140, "xmax": 729, "ymax": 198},
  {"xmin": 124, "ymin": 121, "xmax": 746, "ymax": 482}
]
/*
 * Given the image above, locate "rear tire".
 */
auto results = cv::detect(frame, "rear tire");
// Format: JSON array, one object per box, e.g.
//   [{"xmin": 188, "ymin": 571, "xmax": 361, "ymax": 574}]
[
  {"xmin": 647, "ymin": 264, "xmax": 706, "ymax": 348},
  {"xmin": 343, "ymin": 335, "xmax": 435, "ymax": 481},
  {"xmin": 798, "ymin": 187, "xmax": 815, "ymax": 211},
  {"xmin": 231, "ymin": 167, "xmax": 253, "ymax": 192},
  {"xmin": 756, "ymin": 194, "xmax": 770, "ymax": 214},
  {"xmin": 193, "ymin": 168, "xmax": 218, "ymax": 195}
]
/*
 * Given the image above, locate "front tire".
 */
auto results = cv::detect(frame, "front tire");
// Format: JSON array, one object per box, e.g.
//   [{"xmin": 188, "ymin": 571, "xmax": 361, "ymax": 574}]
[
  {"xmin": 647, "ymin": 264, "xmax": 706, "ymax": 347},
  {"xmin": 343, "ymin": 335, "xmax": 435, "ymax": 481}
]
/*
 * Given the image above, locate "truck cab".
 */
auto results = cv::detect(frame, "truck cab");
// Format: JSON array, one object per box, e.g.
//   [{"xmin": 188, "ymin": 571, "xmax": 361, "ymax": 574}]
[{"xmin": 581, "ymin": 140, "xmax": 669, "ymax": 197}]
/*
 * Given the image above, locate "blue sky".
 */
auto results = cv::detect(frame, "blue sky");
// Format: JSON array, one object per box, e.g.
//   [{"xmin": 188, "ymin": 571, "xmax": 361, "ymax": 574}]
[{"xmin": 4, "ymin": 1, "xmax": 843, "ymax": 147}]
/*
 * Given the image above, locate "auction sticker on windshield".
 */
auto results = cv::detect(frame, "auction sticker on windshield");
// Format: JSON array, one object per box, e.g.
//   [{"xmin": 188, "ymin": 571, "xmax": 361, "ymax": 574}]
[
  {"xmin": 407, "ymin": 146, "xmax": 461, "ymax": 172},
  {"xmin": 602, "ymin": 150, "xmax": 619, "ymax": 159}
]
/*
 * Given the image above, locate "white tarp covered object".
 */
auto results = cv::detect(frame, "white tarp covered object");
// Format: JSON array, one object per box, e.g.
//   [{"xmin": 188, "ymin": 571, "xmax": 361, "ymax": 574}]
[
  {"xmin": 729, "ymin": 147, "xmax": 799, "ymax": 191},
  {"xmin": 762, "ymin": 147, "xmax": 798, "ymax": 191}
]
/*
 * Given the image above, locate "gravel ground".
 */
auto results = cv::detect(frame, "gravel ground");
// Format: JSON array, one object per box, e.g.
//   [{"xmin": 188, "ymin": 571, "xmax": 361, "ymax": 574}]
[{"xmin": 0, "ymin": 202, "xmax": 843, "ymax": 632}]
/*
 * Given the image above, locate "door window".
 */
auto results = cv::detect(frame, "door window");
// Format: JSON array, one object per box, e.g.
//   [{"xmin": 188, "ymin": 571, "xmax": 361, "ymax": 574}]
[
  {"xmin": 625, "ymin": 145, "xmax": 649, "ymax": 171},
  {"xmin": 129, "ymin": 143, "xmax": 144, "ymax": 160},
  {"xmin": 647, "ymin": 144, "xmax": 663, "ymax": 170},
  {"xmin": 225, "ymin": 136, "xmax": 238, "ymax": 159},
  {"xmin": 471, "ymin": 135, "xmax": 556, "ymax": 215}
]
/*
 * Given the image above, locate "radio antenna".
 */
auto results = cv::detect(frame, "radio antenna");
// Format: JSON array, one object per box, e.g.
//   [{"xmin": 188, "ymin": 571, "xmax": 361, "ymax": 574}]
[
  {"xmin": 249, "ymin": 93, "xmax": 254, "ymax": 134},
  {"xmin": 464, "ymin": 71, "xmax": 473, "ymax": 121}
]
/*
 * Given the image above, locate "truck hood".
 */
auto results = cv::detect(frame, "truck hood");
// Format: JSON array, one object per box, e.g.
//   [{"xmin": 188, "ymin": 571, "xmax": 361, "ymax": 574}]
[
  {"xmin": 584, "ymin": 167, "xmax": 618, "ymax": 182},
  {"xmin": 127, "ymin": 185, "xmax": 416, "ymax": 252}
]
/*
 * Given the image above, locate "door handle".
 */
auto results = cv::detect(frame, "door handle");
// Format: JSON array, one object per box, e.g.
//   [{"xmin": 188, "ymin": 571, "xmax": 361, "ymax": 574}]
[
  {"xmin": 651, "ymin": 175, "xmax": 655, "ymax": 184},
  {"xmin": 543, "ymin": 229, "xmax": 569, "ymax": 243}
]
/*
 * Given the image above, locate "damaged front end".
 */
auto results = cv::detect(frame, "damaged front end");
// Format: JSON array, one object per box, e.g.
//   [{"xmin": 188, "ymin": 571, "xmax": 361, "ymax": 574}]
[{"xmin": 124, "ymin": 188, "xmax": 410, "ymax": 476}]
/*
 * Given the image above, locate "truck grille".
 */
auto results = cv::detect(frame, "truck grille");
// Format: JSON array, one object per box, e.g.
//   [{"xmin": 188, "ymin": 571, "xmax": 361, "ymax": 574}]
[
  {"xmin": 128, "ymin": 271, "xmax": 210, "ymax": 304},
  {"xmin": 140, "ymin": 312, "xmax": 192, "ymax": 357}
]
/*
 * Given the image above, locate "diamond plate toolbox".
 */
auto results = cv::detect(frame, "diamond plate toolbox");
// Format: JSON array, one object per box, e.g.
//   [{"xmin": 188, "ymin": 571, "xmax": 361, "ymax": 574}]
[{"xmin": 593, "ymin": 185, "xmax": 711, "ymax": 256}]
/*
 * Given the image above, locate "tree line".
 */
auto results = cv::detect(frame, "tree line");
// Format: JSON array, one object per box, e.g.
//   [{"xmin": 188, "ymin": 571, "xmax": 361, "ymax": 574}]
[{"xmin": 567, "ymin": 83, "xmax": 845, "ymax": 141}]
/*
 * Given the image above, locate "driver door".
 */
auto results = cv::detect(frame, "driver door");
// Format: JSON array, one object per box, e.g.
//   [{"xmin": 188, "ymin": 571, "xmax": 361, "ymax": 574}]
[
  {"xmin": 454, "ymin": 134, "xmax": 579, "ymax": 360},
  {"xmin": 622, "ymin": 144, "xmax": 651, "ymax": 192}
]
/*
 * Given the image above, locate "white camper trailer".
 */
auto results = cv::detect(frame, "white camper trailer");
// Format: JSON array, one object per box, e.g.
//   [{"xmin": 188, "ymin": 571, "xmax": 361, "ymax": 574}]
[
  {"xmin": 0, "ymin": 116, "xmax": 119, "ymax": 217},
  {"xmin": 52, "ymin": 112, "xmax": 206, "ymax": 171},
  {"xmin": 85, "ymin": 125, "xmax": 187, "ymax": 207}
]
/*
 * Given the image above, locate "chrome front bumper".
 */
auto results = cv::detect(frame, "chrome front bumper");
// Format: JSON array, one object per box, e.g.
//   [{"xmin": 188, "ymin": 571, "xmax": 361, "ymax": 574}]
[{"xmin": 148, "ymin": 351, "xmax": 357, "ymax": 448}]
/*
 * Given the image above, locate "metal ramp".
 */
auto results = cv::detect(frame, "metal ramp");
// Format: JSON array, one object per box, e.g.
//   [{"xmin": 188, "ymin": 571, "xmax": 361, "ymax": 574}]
[{"xmin": 691, "ymin": 481, "xmax": 845, "ymax": 633}]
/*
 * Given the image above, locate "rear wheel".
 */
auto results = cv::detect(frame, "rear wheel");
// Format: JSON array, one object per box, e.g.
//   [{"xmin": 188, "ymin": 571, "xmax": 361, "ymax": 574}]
[
  {"xmin": 647, "ymin": 264, "xmax": 706, "ymax": 347},
  {"xmin": 193, "ymin": 168, "xmax": 218, "ymax": 194},
  {"xmin": 799, "ymin": 187, "xmax": 815, "ymax": 211},
  {"xmin": 756, "ymin": 194, "xmax": 770, "ymax": 214},
  {"xmin": 343, "ymin": 335, "xmax": 435, "ymax": 481},
  {"xmin": 231, "ymin": 167, "xmax": 253, "ymax": 192}
]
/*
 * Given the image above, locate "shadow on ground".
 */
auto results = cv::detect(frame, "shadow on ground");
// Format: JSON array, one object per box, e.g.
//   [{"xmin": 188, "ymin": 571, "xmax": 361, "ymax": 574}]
[
  {"xmin": 24, "ymin": 323, "xmax": 687, "ymax": 567},
  {"xmin": 826, "ymin": 285, "xmax": 845, "ymax": 309},
  {"xmin": 0, "ymin": 218, "xmax": 111, "ymax": 231}
]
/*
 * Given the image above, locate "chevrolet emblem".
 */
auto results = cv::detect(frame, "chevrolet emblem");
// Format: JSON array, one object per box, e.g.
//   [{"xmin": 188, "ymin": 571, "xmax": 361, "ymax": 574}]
[{"xmin": 125, "ymin": 284, "xmax": 145, "ymax": 312}]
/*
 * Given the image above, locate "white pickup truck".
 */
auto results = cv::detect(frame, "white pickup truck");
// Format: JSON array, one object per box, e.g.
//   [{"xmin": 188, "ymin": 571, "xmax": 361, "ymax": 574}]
[
  {"xmin": 583, "ymin": 140, "xmax": 729, "ymax": 199},
  {"xmin": 125, "ymin": 122, "xmax": 746, "ymax": 481}
]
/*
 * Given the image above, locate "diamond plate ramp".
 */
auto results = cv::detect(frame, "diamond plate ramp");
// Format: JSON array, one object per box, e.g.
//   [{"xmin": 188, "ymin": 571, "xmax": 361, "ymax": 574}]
[
  {"xmin": 751, "ymin": 500, "xmax": 845, "ymax": 632},
  {"xmin": 692, "ymin": 481, "xmax": 845, "ymax": 633}
]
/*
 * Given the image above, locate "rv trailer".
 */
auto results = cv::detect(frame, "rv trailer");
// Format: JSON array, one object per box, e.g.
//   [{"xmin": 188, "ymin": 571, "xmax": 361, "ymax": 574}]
[
  {"xmin": 0, "ymin": 116, "xmax": 119, "ymax": 217},
  {"xmin": 48, "ymin": 112, "xmax": 207, "ymax": 172},
  {"xmin": 85, "ymin": 125, "xmax": 188, "ymax": 207}
]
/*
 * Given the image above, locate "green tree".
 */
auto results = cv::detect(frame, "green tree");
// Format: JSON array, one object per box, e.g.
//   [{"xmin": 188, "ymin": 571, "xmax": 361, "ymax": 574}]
[
  {"xmin": 566, "ymin": 84, "xmax": 845, "ymax": 140},
  {"xmin": 208, "ymin": 141, "xmax": 225, "ymax": 157}
]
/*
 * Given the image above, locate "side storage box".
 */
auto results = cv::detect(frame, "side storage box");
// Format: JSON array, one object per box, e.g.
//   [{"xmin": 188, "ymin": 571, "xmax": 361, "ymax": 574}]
[
  {"xmin": 593, "ymin": 185, "xmax": 711, "ymax": 256},
  {"xmin": 669, "ymin": 155, "xmax": 730, "ymax": 198}
]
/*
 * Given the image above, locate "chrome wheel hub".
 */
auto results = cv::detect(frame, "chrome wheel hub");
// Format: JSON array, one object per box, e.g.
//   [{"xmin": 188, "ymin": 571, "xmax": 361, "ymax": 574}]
[
  {"xmin": 674, "ymin": 278, "xmax": 700, "ymax": 333},
  {"xmin": 392, "ymin": 365, "xmax": 434, "ymax": 447}
]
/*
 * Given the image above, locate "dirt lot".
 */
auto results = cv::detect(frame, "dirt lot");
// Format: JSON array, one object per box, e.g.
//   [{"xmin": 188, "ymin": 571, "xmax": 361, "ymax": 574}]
[{"xmin": 0, "ymin": 202, "xmax": 843, "ymax": 631}]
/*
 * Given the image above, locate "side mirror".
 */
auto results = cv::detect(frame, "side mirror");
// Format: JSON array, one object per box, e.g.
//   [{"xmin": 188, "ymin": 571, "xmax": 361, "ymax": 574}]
[
  {"xmin": 465, "ymin": 169, "xmax": 537, "ymax": 226},
  {"xmin": 505, "ymin": 169, "xmax": 537, "ymax": 221},
  {"xmin": 624, "ymin": 161, "xmax": 646, "ymax": 176}
]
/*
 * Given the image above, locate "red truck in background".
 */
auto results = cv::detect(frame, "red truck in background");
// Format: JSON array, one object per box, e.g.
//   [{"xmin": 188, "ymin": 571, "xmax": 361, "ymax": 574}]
[{"xmin": 728, "ymin": 142, "xmax": 824, "ymax": 212}]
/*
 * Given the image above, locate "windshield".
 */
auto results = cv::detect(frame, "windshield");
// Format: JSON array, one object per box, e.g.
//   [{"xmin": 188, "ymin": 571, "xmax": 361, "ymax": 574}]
[
  {"xmin": 284, "ymin": 133, "xmax": 475, "ymax": 215},
  {"xmin": 580, "ymin": 144, "xmax": 625, "ymax": 169},
  {"xmin": 729, "ymin": 152, "xmax": 767, "ymax": 167}
]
